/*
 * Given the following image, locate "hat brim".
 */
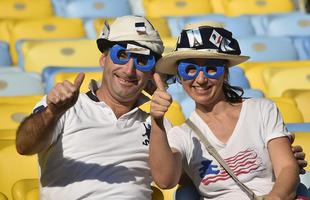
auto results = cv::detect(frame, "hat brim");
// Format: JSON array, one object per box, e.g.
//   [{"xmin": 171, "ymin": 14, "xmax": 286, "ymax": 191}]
[
  {"xmin": 156, "ymin": 50, "xmax": 250, "ymax": 75},
  {"xmin": 97, "ymin": 38, "xmax": 115, "ymax": 53}
]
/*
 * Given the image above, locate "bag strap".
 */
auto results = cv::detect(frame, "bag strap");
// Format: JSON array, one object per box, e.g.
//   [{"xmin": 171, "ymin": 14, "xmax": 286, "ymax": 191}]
[{"xmin": 185, "ymin": 119, "xmax": 258, "ymax": 200}]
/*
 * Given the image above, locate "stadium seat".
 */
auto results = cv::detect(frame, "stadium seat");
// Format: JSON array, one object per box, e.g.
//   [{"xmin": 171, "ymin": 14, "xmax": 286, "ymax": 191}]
[
  {"xmin": 237, "ymin": 36, "xmax": 299, "ymax": 62},
  {"xmin": 140, "ymin": 100, "xmax": 186, "ymax": 126},
  {"xmin": 185, "ymin": 15, "xmax": 256, "ymax": 38},
  {"xmin": 0, "ymin": 95, "xmax": 43, "ymax": 105},
  {"xmin": 42, "ymin": 66, "xmax": 101, "ymax": 93},
  {"xmin": 143, "ymin": 0, "xmax": 212, "ymax": 18},
  {"xmin": 221, "ymin": 0, "xmax": 294, "ymax": 16},
  {"xmin": 10, "ymin": 180, "xmax": 176, "ymax": 200},
  {"xmin": 128, "ymin": 0, "xmax": 145, "ymax": 16},
  {"xmin": 209, "ymin": 0, "xmax": 226, "ymax": 14},
  {"xmin": 228, "ymin": 66, "xmax": 250, "ymax": 89},
  {"xmin": 91, "ymin": 17, "xmax": 172, "ymax": 40},
  {"xmin": 292, "ymin": 132, "xmax": 310, "ymax": 171},
  {"xmin": 266, "ymin": 67, "xmax": 310, "ymax": 97},
  {"xmin": 242, "ymin": 60, "xmax": 310, "ymax": 94},
  {"xmin": 84, "ymin": 18, "xmax": 115, "ymax": 39},
  {"xmin": 0, "ymin": 104, "xmax": 34, "ymax": 130},
  {"xmin": 0, "ymin": 0, "xmax": 53, "ymax": 19},
  {"xmin": 0, "ymin": 193, "xmax": 7, "ymax": 200},
  {"xmin": 0, "ymin": 129, "xmax": 16, "ymax": 140},
  {"xmin": 21, "ymin": 39, "xmax": 101, "ymax": 73},
  {"xmin": 0, "ymin": 41, "xmax": 12, "ymax": 66},
  {"xmin": 242, "ymin": 89, "xmax": 265, "ymax": 98},
  {"xmin": 286, "ymin": 123, "xmax": 310, "ymax": 132},
  {"xmin": 0, "ymin": 72, "xmax": 44, "ymax": 96},
  {"xmin": 0, "ymin": 20, "xmax": 13, "ymax": 44},
  {"xmin": 0, "ymin": 139, "xmax": 38, "ymax": 199},
  {"xmin": 269, "ymin": 97, "xmax": 304, "ymax": 123},
  {"xmin": 12, "ymin": 179, "xmax": 39, "ymax": 200},
  {"xmin": 56, "ymin": 0, "xmax": 131, "ymax": 18},
  {"xmin": 283, "ymin": 89, "xmax": 310, "ymax": 122},
  {"xmin": 267, "ymin": 12, "xmax": 310, "ymax": 37},
  {"xmin": 10, "ymin": 17, "xmax": 85, "ymax": 64}
]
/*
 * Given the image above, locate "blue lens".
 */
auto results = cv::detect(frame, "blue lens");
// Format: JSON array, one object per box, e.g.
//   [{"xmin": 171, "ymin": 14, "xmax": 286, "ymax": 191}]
[
  {"xmin": 177, "ymin": 61, "xmax": 224, "ymax": 80},
  {"xmin": 110, "ymin": 44, "xmax": 155, "ymax": 72}
]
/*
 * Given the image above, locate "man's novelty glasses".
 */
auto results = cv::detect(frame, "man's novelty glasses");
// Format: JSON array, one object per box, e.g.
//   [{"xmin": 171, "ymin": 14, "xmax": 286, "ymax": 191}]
[
  {"xmin": 177, "ymin": 60, "xmax": 225, "ymax": 80},
  {"xmin": 110, "ymin": 44, "xmax": 156, "ymax": 72}
]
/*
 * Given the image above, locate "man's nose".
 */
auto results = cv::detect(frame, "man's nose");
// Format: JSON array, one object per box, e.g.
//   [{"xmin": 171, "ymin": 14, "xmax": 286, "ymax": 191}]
[{"xmin": 124, "ymin": 57, "xmax": 136, "ymax": 74}]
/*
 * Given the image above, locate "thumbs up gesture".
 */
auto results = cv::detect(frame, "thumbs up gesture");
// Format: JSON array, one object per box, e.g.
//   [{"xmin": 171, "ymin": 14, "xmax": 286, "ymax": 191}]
[
  {"xmin": 150, "ymin": 73, "xmax": 172, "ymax": 119},
  {"xmin": 47, "ymin": 73, "xmax": 85, "ymax": 116}
]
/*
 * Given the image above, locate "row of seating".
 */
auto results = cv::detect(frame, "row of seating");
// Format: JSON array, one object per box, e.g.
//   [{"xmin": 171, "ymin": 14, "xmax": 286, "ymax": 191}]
[
  {"xmin": 0, "ymin": 0, "xmax": 299, "ymax": 20},
  {"xmin": 1, "ymin": 129, "xmax": 309, "ymax": 200}
]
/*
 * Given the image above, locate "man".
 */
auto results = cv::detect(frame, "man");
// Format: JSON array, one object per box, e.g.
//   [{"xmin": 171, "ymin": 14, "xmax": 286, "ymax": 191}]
[{"xmin": 15, "ymin": 15, "xmax": 170, "ymax": 200}]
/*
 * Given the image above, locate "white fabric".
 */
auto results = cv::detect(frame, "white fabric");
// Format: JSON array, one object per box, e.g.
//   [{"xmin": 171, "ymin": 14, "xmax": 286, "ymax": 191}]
[
  {"xmin": 34, "ymin": 91, "xmax": 171, "ymax": 199},
  {"xmin": 167, "ymin": 98, "xmax": 291, "ymax": 200}
]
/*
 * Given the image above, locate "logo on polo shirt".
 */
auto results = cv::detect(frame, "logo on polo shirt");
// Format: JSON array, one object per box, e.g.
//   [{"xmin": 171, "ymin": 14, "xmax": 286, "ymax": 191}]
[{"xmin": 142, "ymin": 123, "xmax": 151, "ymax": 146}]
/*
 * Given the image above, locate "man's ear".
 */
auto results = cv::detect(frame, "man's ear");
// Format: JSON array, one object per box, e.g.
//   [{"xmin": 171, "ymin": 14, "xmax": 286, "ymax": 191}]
[{"xmin": 99, "ymin": 53, "xmax": 107, "ymax": 69}]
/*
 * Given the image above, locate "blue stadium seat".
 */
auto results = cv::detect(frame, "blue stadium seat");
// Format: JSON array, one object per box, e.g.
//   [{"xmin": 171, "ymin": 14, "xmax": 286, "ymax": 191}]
[
  {"xmin": 0, "ymin": 72, "xmax": 44, "ymax": 96},
  {"xmin": 242, "ymin": 89, "xmax": 265, "ymax": 98},
  {"xmin": 228, "ymin": 66, "xmax": 250, "ymax": 89},
  {"xmin": 237, "ymin": 36, "xmax": 299, "ymax": 62},
  {"xmin": 168, "ymin": 15, "xmax": 255, "ymax": 38},
  {"xmin": 0, "ymin": 41, "xmax": 12, "ymax": 66},
  {"xmin": 286, "ymin": 123, "xmax": 310, "ymax": 132},
  {"xmin": 53, "ymin": 0, "xmax": 131, "ymax": 18}
]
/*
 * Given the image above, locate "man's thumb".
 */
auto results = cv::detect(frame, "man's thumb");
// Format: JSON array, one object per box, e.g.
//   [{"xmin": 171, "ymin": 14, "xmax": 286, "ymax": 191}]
[
  {"xmin": 74, "ymin": 73, "xmax": 85, "ymax": 90},
  {"xmin": 153, "ymin": 73, "xmax": 166, "ymax": 91}
]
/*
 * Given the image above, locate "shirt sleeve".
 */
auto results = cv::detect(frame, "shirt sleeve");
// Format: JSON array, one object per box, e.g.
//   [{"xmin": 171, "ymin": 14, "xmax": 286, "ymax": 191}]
[
  {"xmin": 32, "ymin": 95, "xmax": 65, "ymax": 145},
  {"xmin": 261, "ymin": 99, "xmax": 291, "ymax": 146}
]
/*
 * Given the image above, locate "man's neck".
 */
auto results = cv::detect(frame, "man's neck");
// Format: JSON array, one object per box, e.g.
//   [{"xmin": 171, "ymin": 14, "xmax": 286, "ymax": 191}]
[{"xmin": 96, "ymin": 87, "xmax": 137, "ymax": 119}]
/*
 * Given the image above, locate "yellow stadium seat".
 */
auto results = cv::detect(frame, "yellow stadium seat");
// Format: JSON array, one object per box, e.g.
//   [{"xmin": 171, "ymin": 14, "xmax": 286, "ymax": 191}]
[
  {"xmin": 152, "ymin": 183, "xmax": 179, "ymax": 200},
  {"xmin": 0, "ymin": 0, "xmax": 53, "ymax": 19},
  {"xmin": 221, "ymin": 0, "xmax": 294, "ymax": 16},
  {"xmin": 162, "ymin": 37, "xmax": 178, "ymax": 55},
  {"xmin": 292, "ymin": 132, "xmax": 310, "ymax": 171},
  {"xmin": 54, "ymin": 71, "xmax": 103, "ymax": 93},
  {"xmin": 0, "ymin": 95, "xmax": 43, "ymax": 105},
  {"xmin": 0, "ymin": 139, "xmax": 38, "ymax": 199},
  {"xmin": 242, "ymin": 61, "xmax": 310, "ymax": 95},
  {"xmin": 143, "ymin": 0, "xmax": 213, "ymax": 18},
  {"xmin": 267, "ymin": 67, "xmax": 310, "ymax": 97},
  {"xmin": 0, "ymin": 20, "xmax": 14, "ymax": 44},
  {"xmin": 0, "ymin": 192, "xmax": 7, "ymax": 200},
  {"xmin": 209, "ymin": 0, "xmax": 226, "ymax": 14},
  {"xmin": 10, "ymin": 17, "xmax": 86, "ymax": 64},
  {"xmin": 0, "ymin": 129, "xmax": 16, "ymax": 140},
  {"xmin": 12, "ymin": 179, "xmax": 39, "ymax": 200},
  {"xmin": 10, "ymin": 180, "xmax": 175, "ymax": 200},
  {"xmin": 140, "ymin": 101, "xmax": 186, "ymax": 126},
  {"xmin": 283, "ymin": 89, "xmax": 310, "ymax": 122},
  {"xmin": 0, "ymin": 104, "xmax": 33, "ymax": 130},
  {"xmin": 93, "ymin": 17, "xmax": 172, "ymax": 39},
  {"xmin": 21, "ymin": 39, "xmax": 101, "ymax": 73},
  {"xmin": 269, "ymin": 97, "xmax": 304, "ymax": 123}
]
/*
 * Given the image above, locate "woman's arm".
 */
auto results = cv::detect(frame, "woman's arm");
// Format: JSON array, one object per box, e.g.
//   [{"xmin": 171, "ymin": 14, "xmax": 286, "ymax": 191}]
[{"xmin": 266, "ymin": 137, "xmax": 300, "ymax": 200}]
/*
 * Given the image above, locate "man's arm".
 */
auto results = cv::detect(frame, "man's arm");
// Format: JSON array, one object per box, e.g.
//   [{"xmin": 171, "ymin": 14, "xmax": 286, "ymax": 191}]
[{"xmin": 16, "ymin": 73, "xmax": 85, "ymax": 155}]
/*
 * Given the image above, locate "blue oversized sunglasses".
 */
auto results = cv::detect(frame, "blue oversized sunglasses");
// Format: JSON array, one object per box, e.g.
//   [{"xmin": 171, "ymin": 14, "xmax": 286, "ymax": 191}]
[
  {"xmin": 109, "ymin": 44, "xmax": 156, "ymax": 72},
  {"xmin": 177, "ymin": 60, "xmax": 225, "ymax": 80}
]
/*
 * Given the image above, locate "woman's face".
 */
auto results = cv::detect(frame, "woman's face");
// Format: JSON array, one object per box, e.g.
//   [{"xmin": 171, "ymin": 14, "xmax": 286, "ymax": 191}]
[{"xmin": 178, "ymin": 58, "xmax": 227, "ymax": 107}]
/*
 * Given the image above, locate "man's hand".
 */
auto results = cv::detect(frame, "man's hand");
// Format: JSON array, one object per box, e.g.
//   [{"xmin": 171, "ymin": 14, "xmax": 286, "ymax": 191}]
[
  {"xmin": 47, "ymin": 73, "xmax": 85, "ymax": 116},
  {"xmin": 150, "ymin": 73, "xmax": 172, "ymax": 119}
]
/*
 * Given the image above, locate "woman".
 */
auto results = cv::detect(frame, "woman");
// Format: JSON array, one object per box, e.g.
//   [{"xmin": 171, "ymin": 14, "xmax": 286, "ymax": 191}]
[{"xmin": 149, "ymin": 21, "xmax": 300, "ymax": 200}]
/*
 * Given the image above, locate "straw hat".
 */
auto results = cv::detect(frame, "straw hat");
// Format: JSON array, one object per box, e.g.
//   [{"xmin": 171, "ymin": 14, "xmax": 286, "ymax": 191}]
[{"xmin": 156, "ymin": 21, "xmax": 250, "ymax": 75}]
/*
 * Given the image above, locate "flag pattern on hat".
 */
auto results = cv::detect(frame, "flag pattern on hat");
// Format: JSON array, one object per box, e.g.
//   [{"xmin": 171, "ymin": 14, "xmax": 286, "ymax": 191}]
[
  {"xmin": 135, "ymin": 22, "xmax": 147, "ymax": 35},
  {"xmin": 186, "ymin": 28, "xmax": 203, "ymax": 47}
]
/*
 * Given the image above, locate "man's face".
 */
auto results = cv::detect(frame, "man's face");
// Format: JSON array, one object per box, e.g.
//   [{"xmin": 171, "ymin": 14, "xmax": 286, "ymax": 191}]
[{"xmin": 100, "ymin": 49, "xmax": 153, "ymax": 104}]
